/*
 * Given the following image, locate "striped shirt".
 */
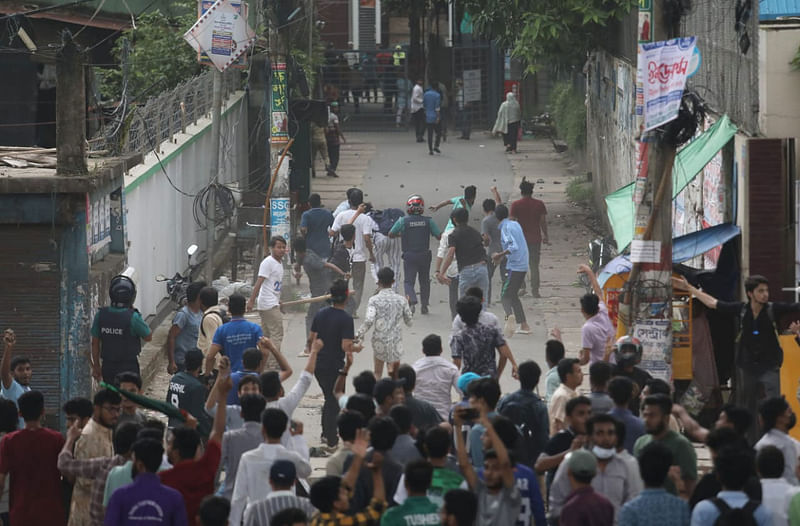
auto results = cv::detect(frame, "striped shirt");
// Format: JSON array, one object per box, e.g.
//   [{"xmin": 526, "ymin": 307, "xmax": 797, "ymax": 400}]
[{"xmin": 243, "ymin": 490, "xmax": 317, "ymax": 526}]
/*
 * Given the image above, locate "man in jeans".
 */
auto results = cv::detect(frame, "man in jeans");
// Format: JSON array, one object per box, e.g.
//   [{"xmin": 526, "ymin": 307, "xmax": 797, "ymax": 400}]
[
  {"xmin": 492, "ymin": 204, "xmax": 531, "ymax": 335},
  {"xmin": 247, "ymin": 236, "xmax": 287, "ymax": 369},
  {"xmin": 423, "ymin": 84, "xmax": 442, "ymax": 155},
  {"xmin": 437, "ymin": 208, "xmax": 489, "ymax": 299},
  {"xmin": 510, "ymin": 179, "xmax": 548, "ymax": 297}
]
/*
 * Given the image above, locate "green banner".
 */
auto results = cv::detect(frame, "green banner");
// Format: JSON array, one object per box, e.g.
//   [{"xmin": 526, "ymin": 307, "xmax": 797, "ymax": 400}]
[
  {"xmin": 271, "ymin": 62, "xmax": 289, "ymax": 144},
  {"xmin": 605, "ymin": 115, "xmax": 739, "ymax": 250}
]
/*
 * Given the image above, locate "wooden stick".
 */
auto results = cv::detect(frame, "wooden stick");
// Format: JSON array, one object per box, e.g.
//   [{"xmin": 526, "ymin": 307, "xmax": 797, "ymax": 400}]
[{"xmin": 280, "ymin": 294, "xmax": 331, "ymax": 307}]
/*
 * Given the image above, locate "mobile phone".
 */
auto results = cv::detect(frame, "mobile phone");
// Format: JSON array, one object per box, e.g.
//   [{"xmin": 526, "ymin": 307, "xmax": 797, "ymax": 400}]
[{"xmin": 460, "ymin": 407, "xmax": 480, "ymax": 421}]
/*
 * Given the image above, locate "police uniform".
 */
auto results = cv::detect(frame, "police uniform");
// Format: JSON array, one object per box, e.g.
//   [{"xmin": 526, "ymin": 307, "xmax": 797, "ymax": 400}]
[
  {"xmin": 91, "ymin": 306, "xmax": 151, "ymax": 383},
  {"xmin": 390, "ymin": 214, "xmax": 441, "ymax": 309}
]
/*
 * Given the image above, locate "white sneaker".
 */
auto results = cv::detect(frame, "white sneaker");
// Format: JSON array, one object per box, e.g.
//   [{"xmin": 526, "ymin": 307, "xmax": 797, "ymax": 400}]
[{"xmin": 516, "ymin": 324, "xmax": 531, "ymax": 335}]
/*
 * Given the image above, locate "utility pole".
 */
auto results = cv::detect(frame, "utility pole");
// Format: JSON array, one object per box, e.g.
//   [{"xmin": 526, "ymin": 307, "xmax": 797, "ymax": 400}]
[
  {"xmin": 56, "ymin": 30, "xmax": 87, "ymax": 175},
  {"xmin": 308, "ymin": 0, "xmax": 313, "ymax": 61},
  {"xmin": 206, "ymin": 70, "xmax": 223, "ymax": 282}
]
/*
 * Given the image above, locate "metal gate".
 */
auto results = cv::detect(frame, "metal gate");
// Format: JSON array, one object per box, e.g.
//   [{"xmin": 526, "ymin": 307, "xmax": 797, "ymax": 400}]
[
  {"xmin": 453, "ymin": 43, "xmax": 503, "ymax": 131},
  {"xmin": 320, "ymin": 48, "xmax": 409, "ymax": 131},
  {"xmin": 0, "ymin": 225, "xmax": 62, "ymax": 418}
]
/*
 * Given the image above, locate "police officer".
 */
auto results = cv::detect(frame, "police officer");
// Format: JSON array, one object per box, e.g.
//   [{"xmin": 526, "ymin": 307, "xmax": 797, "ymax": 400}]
[
  {"xmin": 91, "ymin": 275, "xmax": 153, "ymax": 383},
  {"xmin": 389, "ymin": 195, "xmax": 442, "ymax": 314}
]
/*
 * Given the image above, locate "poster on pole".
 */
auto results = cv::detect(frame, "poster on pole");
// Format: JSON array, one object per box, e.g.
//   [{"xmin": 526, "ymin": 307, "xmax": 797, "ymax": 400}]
[
  {"xmin": 462, "ymin": 70, "xmax": 481, "ymax": 103},
  {"xmin": 198, "ymin": 0, "xmax": 249, "ymax": 69},
  {"xmin": 271, "ymin": 63, "xmax": 289, "ymax": 144},
  {"xmin": 270, "ymin": 198, "xmax": 291, "ymax": 243},
  {"xmin": 632, "ymin": 318, "xmax": 672, "ymax": 381},
  {"xmin": 637, "ymin": 37, "xmax": 697, "ymax": 131},
  {"xmin": 183, "ymin": 0, "xmax": 256, "ymax": 72}
]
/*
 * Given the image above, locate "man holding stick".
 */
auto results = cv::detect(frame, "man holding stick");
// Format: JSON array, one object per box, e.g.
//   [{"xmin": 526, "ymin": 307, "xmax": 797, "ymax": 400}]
[{"xmin": 247, "ymin": 236, "xmax": 288, "ymax": 370}]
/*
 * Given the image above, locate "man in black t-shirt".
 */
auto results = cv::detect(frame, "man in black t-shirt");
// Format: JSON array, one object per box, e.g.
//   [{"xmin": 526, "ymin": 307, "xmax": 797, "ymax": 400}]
[
  {"xmin": 534, "ymin": 396, "xmax": 591, "ymax": 498},
  {"xmin": 437, "ymin": 208, "xmax": 489, "ymax": 299},
  {"xmin": 675, "ymin": 274, "xmax": 800, "ymax": 426},
  {"xmin": 309, "ymin": 279, "xmax": 359, "ymax": 447}
]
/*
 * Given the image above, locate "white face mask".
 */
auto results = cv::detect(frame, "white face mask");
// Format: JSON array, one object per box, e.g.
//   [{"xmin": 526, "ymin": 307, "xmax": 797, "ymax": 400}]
[{"xmin": 592, "ymin": 445, "xmax": 616, "ymax": 460}]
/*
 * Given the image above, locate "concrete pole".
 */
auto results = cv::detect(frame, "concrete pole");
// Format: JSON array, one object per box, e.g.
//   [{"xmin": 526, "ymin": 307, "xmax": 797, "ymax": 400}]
[
  {"xmin": 56, "ymin": 31, "xmax": 87, "ymax": 175},
  {"xmin": 206, "ymin": 69, "xmax": 223, "ymax": 282}
]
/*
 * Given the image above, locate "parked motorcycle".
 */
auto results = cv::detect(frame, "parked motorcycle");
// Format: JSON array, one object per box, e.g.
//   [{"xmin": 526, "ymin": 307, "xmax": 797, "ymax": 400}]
[
  {"xmin": 579, "ymin": 237, "xmax": 617, "ymax": 293},
  {"xmin": 156, "ymin": 244, "xmax": 199, "ymax": 306}
]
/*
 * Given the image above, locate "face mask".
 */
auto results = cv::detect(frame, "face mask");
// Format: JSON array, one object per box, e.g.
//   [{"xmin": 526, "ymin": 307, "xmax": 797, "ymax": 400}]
[
  {"xmin": 789, "ymin": 413, "xmax": 797, "ymax": 431},
  {"xmin": 592, "ymin": 445, "xmax": 616, "ymax": 460}
]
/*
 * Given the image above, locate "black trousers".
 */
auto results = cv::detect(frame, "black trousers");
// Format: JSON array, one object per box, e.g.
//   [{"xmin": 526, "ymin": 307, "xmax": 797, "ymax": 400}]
[
  {"xmin": 316, "ymin": 367, "xmax": 340, "ymax": 446},
  {"xmin": 413, "ymin": 109, "xmax": 426, "ymax": 140},
  {"xmin": 403, "ymin": 251, "xmax": 432, "ymax": 307},
  {"xmin": 427, "ymin": 123, "xmax": 441, "ymax": 152},
  {"xmin": 327, "ymin": 143, "xmax": 340, "ymax": 170},
  {"xmin": 102, "ymin": 359, "xmax": 140, "ymax": 385},
  {"xmin": 528, "ymin": 242, "xmax": 541, "ymax": 294},
  {"xmin": 505, "ymin": 121, "xmax": 520, "ymax": 151},
  {"xmin": 502, "ymin": 270, "xmax": 527, "ymax": 324}
]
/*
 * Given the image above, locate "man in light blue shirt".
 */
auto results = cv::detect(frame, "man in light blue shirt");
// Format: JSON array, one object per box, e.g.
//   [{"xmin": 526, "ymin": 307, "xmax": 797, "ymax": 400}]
[
  {"xmin": 491, "ymin": 204, "xmax": 531, "ymax": 334},
  {"xmin": 1, "ymin": 330, "xmax": 31, "ymax": 428},
  {"xmin": 690, "ymin": 445, "xmax": 771, "ymax": 526},
  {"xmin": 422, "ymin": 85, "xmax": 442, "ymax": 155}
]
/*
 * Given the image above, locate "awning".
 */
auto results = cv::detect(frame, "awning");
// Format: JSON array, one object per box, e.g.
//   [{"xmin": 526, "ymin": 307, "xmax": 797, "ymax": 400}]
[
  {"xmin": 604, "ymin": 115, "xmax": 739, "ymax": 250},
  {"xmin": 597, "ymin": 222, "xmax": 741, "ymax": 287}
]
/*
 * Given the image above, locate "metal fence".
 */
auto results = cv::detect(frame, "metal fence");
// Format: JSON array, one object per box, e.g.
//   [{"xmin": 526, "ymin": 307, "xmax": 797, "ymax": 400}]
[{"xmin": 92, "ymin": 69, "xmax": 241, "ymax": 157}]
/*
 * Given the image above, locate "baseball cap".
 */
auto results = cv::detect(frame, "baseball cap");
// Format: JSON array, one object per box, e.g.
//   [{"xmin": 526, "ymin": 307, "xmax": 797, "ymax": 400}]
[
  {"xmin": 373, "ymin": 377, "xmax": 405, "ymax": 404},
  {"xmin": 270, "ymin": 460, "xmax": 297, "ymax": 484},
  {"xmin": 566, "ymin": 449, "xmax": 597, "ymax": 478},
  {"xmin": 457, "ymin": 372, "xmax": 481, "ymax": 394}
]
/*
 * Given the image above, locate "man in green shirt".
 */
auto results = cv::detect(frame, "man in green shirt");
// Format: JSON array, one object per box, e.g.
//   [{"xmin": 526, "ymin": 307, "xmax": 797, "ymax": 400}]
[
  {"xmin": 166, "ymin": 349, "xmax": 211, "ymax": 437},
  {"xmin": 381, "ymin": 460, "xmax": 440, "ymax": 526},
  {"xmin": 394, "ymin": 426, "xmax": 465, "ymax": 507},
  {"xmin": 634, "ymin": 393, "xmax": 697, "ymax": 499}
]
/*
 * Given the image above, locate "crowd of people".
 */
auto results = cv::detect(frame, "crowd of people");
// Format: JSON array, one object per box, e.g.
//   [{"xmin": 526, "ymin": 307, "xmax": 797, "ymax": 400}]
[{"xmin": 5, "ymin": 177, "xmax": 800, "ymax": 526}]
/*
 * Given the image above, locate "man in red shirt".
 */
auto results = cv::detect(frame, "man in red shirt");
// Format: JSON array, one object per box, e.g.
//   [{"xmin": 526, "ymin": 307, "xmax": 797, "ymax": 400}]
[
  {"xmin": 160, "ymin": 356, "xmax": 232, "ymax": 520},
  {"xmin": 509, "ymin": 179, "xmax": 548, "ymax": 297},
  {"xmin": 0, "ymin": 390, "xmax": 66, "ymax": 525}
]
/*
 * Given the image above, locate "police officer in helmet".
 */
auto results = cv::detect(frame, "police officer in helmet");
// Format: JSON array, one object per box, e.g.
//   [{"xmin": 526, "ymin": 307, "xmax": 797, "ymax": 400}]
[
  {"xmin": 91, "ymin": 275, "xmax": 153, "ymax": 383},
  {"xmin": 388, "ymin": 195, "xmax": 442, "ymax": 314}
]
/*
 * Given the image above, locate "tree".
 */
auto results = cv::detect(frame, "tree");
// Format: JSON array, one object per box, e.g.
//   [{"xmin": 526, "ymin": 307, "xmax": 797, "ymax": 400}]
[
  {"xmin": 461, "ymin": 0, "xmax": 635, "ymax": 71},
  {"xmin": 97, "ymin": 1, "xmax": 200, "ymax": 102}
]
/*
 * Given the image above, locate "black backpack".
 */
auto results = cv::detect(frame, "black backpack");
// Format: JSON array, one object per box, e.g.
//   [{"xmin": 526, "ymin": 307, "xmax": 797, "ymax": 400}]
[
  {"xmin": 497, "ymin": 400, "xmax": 544, "ymax": 469},
  {"xmin": 711, "ymin": 498, "xmax": 759, "ymax": 526},
  {"xmin": 200, "ymin": 306, "xmax": 231, "ymax": 337}
]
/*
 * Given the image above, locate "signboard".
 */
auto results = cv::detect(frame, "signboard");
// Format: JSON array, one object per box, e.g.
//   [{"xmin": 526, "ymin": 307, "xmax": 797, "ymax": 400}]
[
  {"xmin": 198, "ymin": 0, "xmax": 248, "ymax": 69},
  {"xmin": 633, "ymin": 318, "xmax": 672, "ymax": 381},
  {"xmin": 183, "ymin": 0, "xmax": 255, "ymax": 72},
  {"xmin": 85, "ymin": 193, "xmax": 111, "ymax": 254},
  {"xmin": 462, "ymin": 70, "xmax": 481, "ymax": 103},
  {"xmin": 637, "ymin": 37, "xmax": 697, "ymax": 131},
  {"xmin": 638, "ymin": 0, "xmax": 653, "ymax": 43},
  {"xmin": 271, "ymin": 63, "xmax": 289, "ymax": 144},
  {"xmin": 270, "ymin": 197, "xmax": 291, "ymax": 243}
]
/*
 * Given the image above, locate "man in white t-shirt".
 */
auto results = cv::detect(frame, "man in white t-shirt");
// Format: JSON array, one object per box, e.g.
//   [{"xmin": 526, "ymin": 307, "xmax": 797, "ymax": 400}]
[
  {"xmin": 329, "ymin": 188, "xmax": 376, "ymax": 316},
  {"xmin": 247, "ymin": 236, "xmax": 287, "ymax": 369}
]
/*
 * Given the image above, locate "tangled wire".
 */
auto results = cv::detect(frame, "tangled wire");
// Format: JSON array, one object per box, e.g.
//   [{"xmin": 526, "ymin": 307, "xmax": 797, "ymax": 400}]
[{"xmin": 193, "ymin": 183, "xmax": 235, "ymax": 228}]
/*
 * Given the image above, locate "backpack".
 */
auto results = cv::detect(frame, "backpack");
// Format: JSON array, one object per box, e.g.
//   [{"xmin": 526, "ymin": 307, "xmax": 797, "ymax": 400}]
[
  {"xmin": 200, "ymin": 306, "xmax": 230, "ymax": 337},
  {"xmin": 735, "ymin": 302, "xmax": 776, "ymax": 342},
  {"xmin": 497, "ymin": 400, "xmax": 544, "ymax": 469},
  {"xmin": 371, "ymin": 208, "xmax": 405, "ymax": 236},
  {"xmin": 710, "ymin": 498, "xmax": 759, "ymax": 526}
]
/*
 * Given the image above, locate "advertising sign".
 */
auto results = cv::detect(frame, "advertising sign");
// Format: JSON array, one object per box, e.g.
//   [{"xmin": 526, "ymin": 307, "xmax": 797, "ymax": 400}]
[
  {"xmin": 637, "ymin": 37, "xmax": 697, "ymax": 131},
  {"xmin": 270, "ymin": 197, "xmax": 291, "ymax": 243},
  {"xmin": 271, "ymin": 63, "xmax": 289, "ymax": 144},
  {"xmin": 198, "ymin": 0, "xmax": 249, "ymax": 68},
  {"xmin": 463, "ymin": 69, "xmax": 481, "ymax": 103},
  {"xmin": 633, "ymin": 318, "xmax": 672, "ymax": 381},
  {"xmin": 183, "ymin": 0, "xmax": 255, "ymax": 72}
]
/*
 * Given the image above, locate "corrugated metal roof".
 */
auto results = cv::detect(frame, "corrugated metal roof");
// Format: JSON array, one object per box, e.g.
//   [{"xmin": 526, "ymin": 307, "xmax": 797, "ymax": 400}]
[{"xmin": 761, "ymin": 0, "xmax": 800, "ymax": 21}]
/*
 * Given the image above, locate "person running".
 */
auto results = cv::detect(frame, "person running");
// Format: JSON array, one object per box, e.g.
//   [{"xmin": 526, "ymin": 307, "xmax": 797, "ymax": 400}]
[
  {"xmin": 438, "ymin": 208, "xmax": 489, "ymax": 299},
  {"xmin": 430, "ymin": 185, "xmax": 477, "ymax": 232},
  {"xmin": 300, "ymin": 193, "xmax": 335, "ymax": 260},
  {"xmin": 207, "ymin": 295, "xmax": 265, "ymax": 374},
  {"xmin": 248, "ymin": 236, "xmax": 288, "ymax": 367},
  {"xmin": 355, "ymin": 267, "xmax": 413, "ymax": 378},
  {"xmin": 388, "ymin": 195, "xmax": 442, "ymax": 315},
  {"xmin": 492, "ymin": 204, "xmax": 531, "ymax": 335},
  {"xmin": 450, "ymin": 295, "xmax": 517, "ymax": 379},
  {"xmin": 509, "ymin": 179, "xmax": 548, "ymax": 297}
]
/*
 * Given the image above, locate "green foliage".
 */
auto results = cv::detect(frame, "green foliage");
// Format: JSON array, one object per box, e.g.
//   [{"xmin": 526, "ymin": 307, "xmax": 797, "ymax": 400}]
[
  {"xmin": 792, "ymin": 44, "xmax": 800, "ymax": 70},
  {"xmin": 566, "ymin": 176, "xmax": 593, "ymax": 204},
  {"xmin": 461, "ymin": 0, "xmax": 635, "ymax": 71},
  {"xmin": 97, "ymin": 1, "xmax": 200, "ymax": 102},
  {"xmin": 550, "ymin": 81, "xmax": 586, "ymax": 151}
]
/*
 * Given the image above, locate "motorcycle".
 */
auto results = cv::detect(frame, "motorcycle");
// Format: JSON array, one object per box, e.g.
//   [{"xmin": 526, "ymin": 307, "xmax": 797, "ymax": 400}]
[{"xmin": 156, "ymin": 244, "xmax": 199, "ymax": 306}]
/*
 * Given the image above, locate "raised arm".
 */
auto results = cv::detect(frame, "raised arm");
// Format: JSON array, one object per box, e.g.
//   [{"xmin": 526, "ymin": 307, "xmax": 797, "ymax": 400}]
[
  {"xmin": 1, "ymin": 330, "xmax": 15, "ymax": 390},
  {"xmin": 429, "ymin": 199, "xmax": 453, "ymax": 212},
  {"xmin": 491, "ymin": 186, "xmax": 502, "ymax": 205},
  {"xmin": 672, "ymin": 276, "xmax": 718, "ymax": 310},
  {"xmin": 453, "ymin": 408, "xmax": 478, "ymax": 489},
  {"xmin": 342, "ymin": 428, "xmax": 369, "ymax": 492},
  {"xmin": 209, "ymin": 357, "xmax": 233, "ymax": 444},
  {"xmin": 481, "ymin": 413, "xmax": 515, "ymax": 488},
  {"xmin": 577, "ymin": 264, "xmax": 603, "ymax": 300},
  {"xmin": 259, "ymin": 337, "xmax": 292, "ymax": 379},
  {"xmin": 334, "ymin": 352, "xmax": 354, "ymax": 402}
]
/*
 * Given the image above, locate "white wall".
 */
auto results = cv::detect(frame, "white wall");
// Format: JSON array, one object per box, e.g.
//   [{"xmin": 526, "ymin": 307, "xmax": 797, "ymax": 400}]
[
  {"xmin": 759, "ymin": 25, "xmax": 800, "ymax": 170},
  {"xmin": 123, "ymin": 92, "xmax": 248, "ymax": 319}
]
